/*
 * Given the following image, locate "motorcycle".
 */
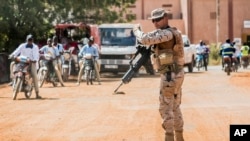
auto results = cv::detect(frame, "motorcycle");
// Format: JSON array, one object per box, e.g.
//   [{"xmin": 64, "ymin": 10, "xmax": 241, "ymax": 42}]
[
  {"xmin": 196, "ymin": 53, "xmax": 207, "ymax": 71},
  {"xmin": 231, "ymin": 57, "xmax": 238, "ymax": 72},
  {"xmin": 223, "ymin": 56, "xmax": 237, "ymax": 75},
  {"xmin": 80, "ymin": 53, "xmax": 96, "ymax": 85},
  {"xmin": 38, "ymin": 54, "xmax": 58, "ymax": 87},
  {"xmin": 62, "ymin": 47, "xmax": 74, "ymax": 81},
  {"xmin": 241, "ymin": 56, "xmax": 249, "ymax": 69},
  {"xmin": 12, "ymin": 56, "xmax": 34, "ymax": 100}
]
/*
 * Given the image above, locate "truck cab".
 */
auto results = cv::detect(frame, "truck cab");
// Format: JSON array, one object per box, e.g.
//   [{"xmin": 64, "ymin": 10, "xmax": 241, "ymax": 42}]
[{"xmin": 98, "ymin": 23, "xmax": 137, "ymax": 74}]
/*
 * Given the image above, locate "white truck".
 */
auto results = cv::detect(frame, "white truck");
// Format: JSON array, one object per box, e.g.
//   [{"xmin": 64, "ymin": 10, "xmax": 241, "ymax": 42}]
[
  {"xmin": 98, "ymin": 24, "xmax": 195, "ymax": 74},
  {"xmin": 182, "ymin": 35, "xmax": 196, "ymax": 72},
  {"xmin": 98, "ymin": 23, "xmax": 138, "ymax": 74}
]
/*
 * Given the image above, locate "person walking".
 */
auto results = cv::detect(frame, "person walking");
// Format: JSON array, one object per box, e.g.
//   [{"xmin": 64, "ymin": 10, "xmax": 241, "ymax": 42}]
[
  {"xmin": 133, "ymin": 8, "xmax": 185, "ymax": 141},
  {"xmin": 10, "ymin": 34, "xmax": 42, "ymax": 99}
]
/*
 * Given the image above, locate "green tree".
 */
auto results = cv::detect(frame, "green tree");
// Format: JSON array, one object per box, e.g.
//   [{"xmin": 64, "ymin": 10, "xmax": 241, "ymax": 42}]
[
  {"xmin": 0, "ymin": 0, "xmax": 136, "ymax": 53},
  {"xmin": 0, "ymin": 0, "xmax": 55, "ymax": 52}
]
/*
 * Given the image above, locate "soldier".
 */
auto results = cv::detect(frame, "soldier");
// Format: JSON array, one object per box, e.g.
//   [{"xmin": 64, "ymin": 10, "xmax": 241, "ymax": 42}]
[{"xmin": 133, "ymin": 8, "xmax": 185, "ymax": 141}]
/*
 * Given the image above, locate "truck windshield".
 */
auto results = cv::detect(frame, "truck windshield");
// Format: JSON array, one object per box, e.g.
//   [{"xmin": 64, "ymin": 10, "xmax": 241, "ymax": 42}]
[{"xmin": 100, "ymin": 28, "xmax": 136, "ymax": 46}]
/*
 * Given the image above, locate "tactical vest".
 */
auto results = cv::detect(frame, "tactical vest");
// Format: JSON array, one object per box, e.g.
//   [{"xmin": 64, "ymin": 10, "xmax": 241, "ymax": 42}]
[{"xmin": 151, "ymin": 27, "xmax": 184, "ymax": 74}]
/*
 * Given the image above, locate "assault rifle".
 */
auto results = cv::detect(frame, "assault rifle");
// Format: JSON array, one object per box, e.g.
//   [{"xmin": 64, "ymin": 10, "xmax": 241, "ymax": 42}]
[{"xmin": 113, "ymin": 44, "xmax": 152, "ymax": 94}]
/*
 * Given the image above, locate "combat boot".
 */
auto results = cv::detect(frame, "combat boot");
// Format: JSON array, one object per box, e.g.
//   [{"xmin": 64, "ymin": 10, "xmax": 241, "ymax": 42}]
[
  {"xmin": 35, "ymin": 92, "xmax": 42, "ymax": 99},
  {"xmin": 175, "ymin": 130, "xmax": 184, "ymax": 141},
  {"xmin": 165, "ymin": 133, "xmax": 174, "ymax": 141}
]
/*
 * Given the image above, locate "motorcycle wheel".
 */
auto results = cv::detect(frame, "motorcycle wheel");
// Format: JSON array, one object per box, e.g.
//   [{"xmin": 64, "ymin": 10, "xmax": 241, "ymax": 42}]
[
  {"xmin": 243, "ymin": 62, "xmax": 246, "ymax": 69},
  {"xmin": 13, "ymin": 77, "xmax": 21, "ymax": 100},
  {"xmin": 197, "ymin": 60, "xmax": 202, "ymax": 71},
  {"xmin": 38, "ymin": 69, "xmax": 47, "ymax": 88},
  {"xmin": 62, "ymin": 68, "xmax": 69, "ymax": 82},
  {"xmin": 24, "ymin": 78, "xmax": 34, "ymax": 99},
  {"xmin": 234, "ymin": 64, "xmax": 238, "ymax": 72},
  {"xmin": 24, "ymin": 86, "xmax": 33, "ymax": 99},
  {"xmin": 243, "ymin": 61, "xmax": 248, "ymax": 69},
  {"xmin": 90, "ymin": 70, "xmax": 93, "ymax": 85},
  {"xmin": 226, "ymin": 66, "xmax": 230, "ymax": 76},
  {"xmin": 86, "ymin": 70, "xmax": 90, "ymax": 85}
]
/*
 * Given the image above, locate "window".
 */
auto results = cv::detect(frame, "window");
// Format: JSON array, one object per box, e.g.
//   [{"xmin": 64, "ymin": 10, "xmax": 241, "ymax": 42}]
[
  {"xmin": 210, "ymin": 12, "xmax": 216, "ymax": 20},
  {"xmin": 162, "ymin": 4, "xmax": 172, "ymax": 8},
  {"xmin": 127, "ymin": 5, "xmax": 136, "ymax": 8},
  {"xmin": 180, "ymin": 13, "xmax": 183, "ymax": 19}
]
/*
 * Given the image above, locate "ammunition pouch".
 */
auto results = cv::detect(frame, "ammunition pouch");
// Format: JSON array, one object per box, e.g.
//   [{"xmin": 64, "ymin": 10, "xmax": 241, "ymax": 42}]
[
  {"xmin": 151, "ymin": 50, "xmax": 174, "ymax": 72},
  {"xmin": 158, "ymin": 52, "xmax": 173, "ymax": 65}
]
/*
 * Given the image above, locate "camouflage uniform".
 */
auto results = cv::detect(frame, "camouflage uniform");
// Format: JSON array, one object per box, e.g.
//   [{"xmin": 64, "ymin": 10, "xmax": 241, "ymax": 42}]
[{"xmin": 133, "ymin": 8, "xmax": 185, "ymax": 141}]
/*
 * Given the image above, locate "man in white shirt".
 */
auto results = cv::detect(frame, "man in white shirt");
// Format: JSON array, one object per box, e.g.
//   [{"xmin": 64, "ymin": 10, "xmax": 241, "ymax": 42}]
[
  {"xmin": 11, "ymin": 34, "xmax": 42, "ymax": 99},
  {"xmin": 195, "ymin": 40, "xmax": 206, "ymax": 54}
]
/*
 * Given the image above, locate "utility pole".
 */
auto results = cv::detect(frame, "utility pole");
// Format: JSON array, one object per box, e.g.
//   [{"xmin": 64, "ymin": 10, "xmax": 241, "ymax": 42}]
[
  {"xmin": 216, "ymin": 0, "xmax": 220, "ymax": 47},
  {"xmin": 141, "ymin": 0, "xmax": 145, "ymax": 19},
  {"xmin": 228, "ymin": 0, "xmax": 233, "ymax": 41}
]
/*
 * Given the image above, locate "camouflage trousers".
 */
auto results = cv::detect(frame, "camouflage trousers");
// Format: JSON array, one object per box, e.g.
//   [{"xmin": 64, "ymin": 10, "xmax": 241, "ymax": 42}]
[{"xmin": 159, "ymin": 69, "xmax": 184, "ymax": 134}]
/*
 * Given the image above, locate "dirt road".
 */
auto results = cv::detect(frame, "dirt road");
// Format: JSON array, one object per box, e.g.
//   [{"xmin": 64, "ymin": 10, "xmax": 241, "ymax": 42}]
[{"xmin": 0, "ymin": 65, "xmax": 250, "ymax": 141}]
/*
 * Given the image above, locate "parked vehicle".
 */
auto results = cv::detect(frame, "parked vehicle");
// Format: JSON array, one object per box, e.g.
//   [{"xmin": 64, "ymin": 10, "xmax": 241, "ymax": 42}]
[
  {"xmin": 38, "ymin": 54, "xmax": 58, "ymax": 87},
  {"xmin": 98, "ymin": 23, "xmax": 138, "ymax": 74},
  {"xmin": 182, "ymin": 35, "xmax": 196, "ymax": 72},
  {"xmin": 12, "ymin": 56, "xmax": 33, "ymax": 100}
]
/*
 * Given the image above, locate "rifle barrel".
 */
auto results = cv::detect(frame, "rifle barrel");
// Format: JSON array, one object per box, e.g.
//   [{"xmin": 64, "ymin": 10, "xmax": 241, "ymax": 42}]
[{"xmin": 113, "ymin": 82, "xmax": 123, "ymax": 93}]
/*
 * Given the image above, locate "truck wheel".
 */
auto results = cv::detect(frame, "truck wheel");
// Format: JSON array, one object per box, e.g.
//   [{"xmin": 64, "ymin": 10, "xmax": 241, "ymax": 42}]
[{"xmin": 187, "ymin": 60, "xmax": 194, "ymax": 73}]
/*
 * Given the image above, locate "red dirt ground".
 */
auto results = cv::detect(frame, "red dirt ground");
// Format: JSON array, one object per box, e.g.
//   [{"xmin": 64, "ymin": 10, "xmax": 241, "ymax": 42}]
[{"xmin": 0, "ymin": 65, "xmax": 250, "ymax": 141}]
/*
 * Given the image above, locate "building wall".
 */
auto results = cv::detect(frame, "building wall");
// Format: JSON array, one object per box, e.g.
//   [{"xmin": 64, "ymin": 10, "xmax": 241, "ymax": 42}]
[
  {"xmin": 129, "ymin": 0, "xmax": 181, "ymax": 20},
  {"xmin": 190, "ymin": 0, "xmax": 250, "ymax": 44},
  {"xmin": 233, "ymin": 0, "xmax": 250, "ymax": 44},
  {"xmin": 129, "ymin": 0, "xmax": 250, "ymax": 45}
]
